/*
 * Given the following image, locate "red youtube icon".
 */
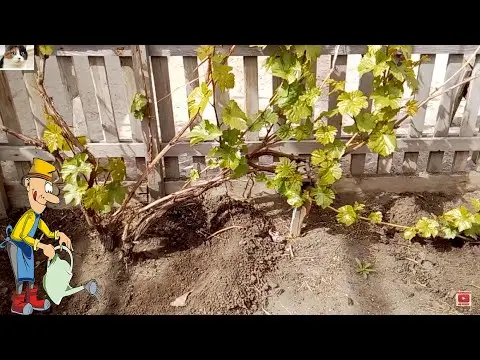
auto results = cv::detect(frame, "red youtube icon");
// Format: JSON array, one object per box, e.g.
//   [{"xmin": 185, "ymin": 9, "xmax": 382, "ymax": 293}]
[{"xmin": 455, "ymin": 291, "xmax": 472, "ymax": 307}]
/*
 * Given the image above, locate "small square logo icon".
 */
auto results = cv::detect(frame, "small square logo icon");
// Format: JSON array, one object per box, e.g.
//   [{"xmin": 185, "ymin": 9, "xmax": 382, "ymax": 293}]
[{"xmin": 455, "ymin": 291, "xmax": 472, "ymax": 307}]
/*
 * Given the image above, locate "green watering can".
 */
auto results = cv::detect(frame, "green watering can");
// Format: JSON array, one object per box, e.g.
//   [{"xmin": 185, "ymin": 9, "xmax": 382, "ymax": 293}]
[{"xmin": 43, "ymin": 245, "xmax": 99, "ymax": 305}]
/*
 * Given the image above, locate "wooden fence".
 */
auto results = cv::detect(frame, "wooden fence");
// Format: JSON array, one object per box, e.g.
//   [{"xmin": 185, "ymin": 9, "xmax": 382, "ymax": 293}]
[{"xmin": 2, "ymin": 45, "xmax": 480, "ymax": 219}]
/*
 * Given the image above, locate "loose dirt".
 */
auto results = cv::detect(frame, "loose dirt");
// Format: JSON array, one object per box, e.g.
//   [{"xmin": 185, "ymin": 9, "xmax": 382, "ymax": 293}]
[{"xmin": 1, "ymin": 191, "xmax": 480, "ymax": 315}]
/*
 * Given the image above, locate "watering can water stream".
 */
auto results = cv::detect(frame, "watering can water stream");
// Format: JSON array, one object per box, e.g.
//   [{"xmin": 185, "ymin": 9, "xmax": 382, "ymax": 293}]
[{"xmin": 43, "ymin": 245, "xmax": 99, "ymax": 305}]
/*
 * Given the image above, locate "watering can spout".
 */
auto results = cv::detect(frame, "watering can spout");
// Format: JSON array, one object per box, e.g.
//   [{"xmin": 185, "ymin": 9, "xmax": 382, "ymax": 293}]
[{"xmin": 64, "ymin": 285, "xmax": 86, "ymax": 297}]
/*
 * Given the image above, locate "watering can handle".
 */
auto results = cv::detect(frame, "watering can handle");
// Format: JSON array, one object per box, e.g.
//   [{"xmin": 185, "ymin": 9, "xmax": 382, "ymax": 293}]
[{"xmin": 47, "ymin": 245, "xmax": 74, "ymax": 272}]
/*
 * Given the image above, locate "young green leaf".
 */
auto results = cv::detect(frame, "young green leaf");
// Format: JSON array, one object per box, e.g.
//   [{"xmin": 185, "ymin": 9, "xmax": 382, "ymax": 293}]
[
  {"xmin": 285, "ymin": 102, "xmax": 312, "ymax": 123},
  {"xmin": 188, "ymin": 120, "xmax": 222, "ymax": 145},
  {"xmin": 188, "ymin": 169, "xmax": 200, "ymax": 182},
  {"xmin": 358, "ymin": 53, "xmax": 376, "ymax": 75},
  {"xmin": 286, "ymin": 190, "xmax": 304, "ymax": 208},
  {"xmin": 38, "ymin": 45, "xmax": 54, "ymax": 56},
  {"xmin": 415, "ymin": 217, "xmax": 439, "ymax": 238},
  {"xmin": 222, "ymin": 100, "xmax": 249, "ymax": 131},
  {"xmin": 106, "ymin": 181, "xmax": 126, "ymax": 205},
  {"xmin": 318, "ymin": 161, "xmax": 343, "ymax": 185},
  {"xmin": 61, "ymin": 153, "xmax": 94, "ymax": 184},
  {"xmin": 323, "ymin": 139, "xmax": 346, "ymax": 160},
  {"xmin": 440, "ymin": 226, "xmax": 458, "ymax": 240},
  {"xmin": 230, "ymin": 158, "xmax": 249, "ymax": 179},
  {"xmin": 83, "ymin": 185, "xmax": 111, "ymax": 213},
  {"xmin": 212, "ymin": 62, "xmax": 235, "ymax": 91},
  {"xmin": 275, "ymin": 158, "xmax": 297, "ymax": 178},
  {"xmin": 265, "ymin": 52, "xmax": 302, "ymax": 84},
  {"xmin": 442, "ymin": 206, "xmax": 475, "ymax": 232},
  {"xmin": 187, "ymin": 83, "xmax": 212, "ymax": 120},
  {"xmin": 368, "ymin": 211, "xmax": 383, "ymax": 224},
  {"xmin": 311, "ymin": 149, "xmax": 327, "ymax": 166},
  {"xmin": 355, "ymin": 113, "xmax": 377, "ymax": 133},
  {"xmin": 403, "ymin": 227, "xmax": 417, "ymax": 241},
  {"xmin": 277, "ymin": 124, "xmax": 294, "ymax": 140},
  {"xmin": 197, "ymin": 45, "xmax": 215, "ymax": 61},
  {"xmin": 130, "ymin": 92, "xmax": 148, "ymax": 120},
  {"xmin": 311, "ymin": 185, "xmax": 335, "ymax": 209},
  {"xmin": 337, "ymin": 90, "xmax": 369, "ymax": 117},
  {"xmin": 294, "ymin": 45, "xmax": 322, "ymax": 63},
  {"xmin": 327, "ymin": 79, "xmax": 346, "ymax": 94},
  {"xmin": 294, "ymin": 120, "xmax": 314, "ymax": 141},
  {"xmin": 255, "ymin": 172, "xmax": 268, "ymax": 182},
  {"xmin": 108, "ymin": 158, "xmax": 126, "ymax": 182},
  {"xmin": 336, "ymin": 205, "xmax": 358, "ymax": 226},
  {"xmin": 471, "ymin": 198, "xmax": 480, "ymax": 212},
  {"xmin": 353, "ymin": 202, "xmax": 365, "ymax": 213},
  {"xmin": 464, "ymin": 224, "xmax": 480, "ymax": 239},
  {"xmin": 63, "ymin": 180, "xmax": 88, "ymax": 206},
  {"xmin": 315, "ymin": 125, "xmax": 338, "ymax": 145},
  {"xmin": 367, "ymin": 130, "xmax": 397, "ymax": 157},
  {"xmin": 250, "ymin": 109, "xmax": 279, "ymax": 132},
  {"xmin": 405, "ymin": 100, "xmax": 418, "ymax": 117},
  {"xmin": 42, "ymin": 120, "xmax": 69, "ymax": 153}
]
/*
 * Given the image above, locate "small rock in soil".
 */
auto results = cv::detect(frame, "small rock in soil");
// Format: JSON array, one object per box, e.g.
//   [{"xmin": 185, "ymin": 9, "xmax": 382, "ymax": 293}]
[
  {"xmin": 408, "ymin": 292, "xmax": 415, "ymax": 298},
  {"xmin": 250, "ymin": 275, "xmax": 257, "ymax": 284},
  {"xmin": 447, "ymin": 290, "xmax": 457, "ymax": 299},
  {"xmin": 268, "ymin": 282, "xmax": 279, "ymax": 289},
  {"xmin": 347, "ymin": 297, "xmax": 354, "ymax": 306},
  {"xmin": 422, "ymin": 260, "xmax": 434, "ymax": 270}
]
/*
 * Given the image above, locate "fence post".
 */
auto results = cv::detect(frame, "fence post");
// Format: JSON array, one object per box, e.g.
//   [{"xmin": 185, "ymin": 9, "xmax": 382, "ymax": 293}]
[{"xmin": 130, "ymin": 45, "xmax": 165, "ymax": 199}]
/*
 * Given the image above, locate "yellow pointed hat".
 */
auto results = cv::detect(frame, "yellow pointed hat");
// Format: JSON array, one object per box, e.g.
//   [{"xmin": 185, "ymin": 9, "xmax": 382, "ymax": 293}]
[{"xmin": 22, "ymin": 158, "xmax": 57, "ymax": 183}]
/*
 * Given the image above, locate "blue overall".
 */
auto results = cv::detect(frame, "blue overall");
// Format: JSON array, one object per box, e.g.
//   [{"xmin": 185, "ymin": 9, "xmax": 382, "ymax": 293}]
[{"xmin": 1, "ymin": 213, "xmax": 40, "ymax": 283}]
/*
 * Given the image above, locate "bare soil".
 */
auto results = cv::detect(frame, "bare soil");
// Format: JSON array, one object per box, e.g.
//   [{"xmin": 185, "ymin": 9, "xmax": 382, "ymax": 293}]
[{"xmin": 1, "ymin": 191, "xmax": 480, "ymax": 315}]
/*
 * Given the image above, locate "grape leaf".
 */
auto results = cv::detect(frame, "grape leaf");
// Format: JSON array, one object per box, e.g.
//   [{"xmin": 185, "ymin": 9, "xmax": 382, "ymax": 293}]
[
  {"xmin": 343, "ymin": 124, "xmax": 358, "ymax": 134},
  {"xmin": 415, "ymin": 217, "xmax": 439, "ymax": 238},
  {"xmin": 358, "ymin": 54, "xmax": 376, "ymax": 75},
  {"xmin": 464, "ymin": 224, "xmax": 480, "ymax": 239},
  {"xmin": 212, "ymin": 62, "xmax": 235, "ymax": 91},
  {"xmin": 294, "ymin": 119, "xmax": 314, "ymax": 141},
  {"xmin": 63, "ymin": 180, "xmax": 88, "ymax": 206},
  {"xmin": 318, "ymin": 161, "xmax": 342, "ymax": 185},
  {"xmin": 336, "ymin": 205, "xmax": 358, "ymax": 226},
  {"xmin": 277, "ymin": 124, "xmax": 294, "ymax": 140},
  {"xmin": 403, "ymin": 227, "xmax": 416, "ymax": 240},
  {"xmin": 265, "ymin": 52, "xmax": 302, "ymax": 84},
  {"xmin": 406, "ymin": 99, "xmax": 418, "ymax": 117},
  {"xmin": 275, "ymin": 82, "xmax": 302, "ymax": 109},
  {"xmin": 39, "ymin": 45, "xmax": 54, "ymax": 56},
  {"xmin": 130, "ymin": 92, "xmax": 148, "ymax": 120},
  {"xmin": 188, "ymin": 169, "xmax": 200, "ymax": 182},
  {"xmin": 442, "ymin": 206, "xmax": 475, "ymax": 232},
  {"xmin": 61, "ymin": 153, "xmax": 94, "ymax": 184},
  {"xmin": 43, "ymin": 121, "xmax": 68, "ymax": 153},
  {"xmin": 316, "ymin": 108, "xmax": 339, "ymax": 120},
  {"xmin": 311, "ymin": 149, "xmax": 327, "ymax": 166},
  {"xmin": 107, "ymin": 158, "xmax": 126, "ymax": 182},
  {"xmin": 231, "ymin": 158, "xmax": 249, "ymax": 179},
  {"xmin": 106, "ymin": 181, "xmax": 126, "ymax": 205},
  {"xmin": 337, "ymin": 90, "xmax": 369, "ymax": 117},
  {"xmin": 286, "ymin": 190, "xmax": 304, "ymax": 208},
  {"xmin": 275, "ymin": 158, "xmax": 297, "ymax": 178},
  {"xmin": 324, "ymin": 139, "xmax": 346, "ymax": 160},
  {"xmin": 368, "ymin": 211, "xmax": 383, "ymax": 224},
  {"xmin": 294, "ymin": 45, "xmax": 322, "ymax": 63},
  {"xmin": 440, "ymin": 226, "xmax": 458, "ymax": 240},
  {"xmin": 315, "ymin": 125, "xmax": 337, "ymax": 145},
  {"xmin": 222, "ymin": 100, "xmax": 249, "ymax": 131},
  {"xmin": 188, "ymin": 120, "xmax": 222, "ymax": 145},
  {"xmin": 353, "ymin": 202, "xmax": 365, "ymax": 212},
  {"xmin": 250, "ymin": 109, "xmax": 279, "ymax": 131},
  {"xmin": 197, "ymin": 45, "xmax": 215, "ymax": 61},
  {"xmin": 368, "ymin": 131, "xmax": 397, "ymax": 156},
  {"xmin": 370, "ymin": 93, "xmax": 402, "ymax": 110},
  {"xmin": 311, "ymin": 185, "xmax": 335, "ymax": 209},
  {"xmin": 285, "ymin": 101, "xmax": 312, "ymax": 123},
  {"xmin": 327, "ymin": 79, "xmax": 346, "ymax": 94},
  {"xmin": 187, "ymin": 83, "xmax": 212, "ymax": 120},
  {"xmin": 83, "ymin": 185, "xmax": 111, "ymax": 213},
  {"xmin": 74, "ymin": 136, "xmax": 87, "ymax": 146},
  {"xmin": 356, "ymin": 113, "xmax": 377, "ymax": 133},
  {"xmin": 471, "ymin": 198, "xmax": 480, "ymax": 212}
]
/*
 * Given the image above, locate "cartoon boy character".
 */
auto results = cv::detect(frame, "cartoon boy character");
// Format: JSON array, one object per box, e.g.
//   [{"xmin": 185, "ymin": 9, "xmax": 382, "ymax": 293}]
[{"xmin": 5, "ymin": 158, "xmax": 72, "ymax": 315}]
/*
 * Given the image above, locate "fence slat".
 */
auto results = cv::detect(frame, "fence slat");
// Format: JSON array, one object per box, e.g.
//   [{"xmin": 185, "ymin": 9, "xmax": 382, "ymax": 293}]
[
  {"xmin": 23, "ymin": 70, "xmax": 45, "ymax": 139},
  {"xmin": 244, "ymin": 56, "xmax": 259, "ymax": 141},
  {"xmin": 0, "ymin": 165, "xmax": 8, "ymax": 219},
  {"xmin": 351, "ymin": 70, "xmax": 373, "ymax": 176},
  {"xmin": 89, "ymin": 57, "xmax": 119, "ymax": 143},
  {"xmin": 131, "ymin": 45, "xmax": 164, "ymax": 198},
  {"xmin": 183, "ymin": 56, "xmax": 206, "ymax": 175},
  {"xmin": 403, "ymin": 54, "xmax": 436, "ymax": 174},
  {"xmin": 453, "ymin": 55, "xmax": 480, "ymax": 172},
  {"xmin": 73, "ymin": 56, "xmax": 104, "ymax": 142},
  {"xmin": 427, "ymin": 54, "xmax": 465, "ymax": 173},
  {"xmin": 328, "ymin": 55, "xmax": 347, "ymax": 136},
  {"xmin": 56, "ymin": 56, "xmax": 88, "ymax": 137},
  {"xmin": 151, "ymin": 56, "xmax": 180, "ymax": 180},
  {"xmin": 44, "ymin": 56, "xmax": 73, "ymax": 127}
]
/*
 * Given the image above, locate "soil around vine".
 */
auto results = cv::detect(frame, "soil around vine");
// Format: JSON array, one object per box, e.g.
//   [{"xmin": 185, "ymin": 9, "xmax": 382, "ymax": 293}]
[{"xmin": 1, "ymin": 191, "xmax": 480, "ymax": 315}]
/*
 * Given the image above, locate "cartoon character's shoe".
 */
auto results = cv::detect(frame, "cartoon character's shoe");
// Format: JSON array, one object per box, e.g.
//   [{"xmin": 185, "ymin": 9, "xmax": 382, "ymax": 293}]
[
  {"xmin": 26, "ymin": 286, "xmax": 51, "ymax": 311},
  {"xmin": 11, "ymin": 292, "xmax": 33, "ymax": 315}
]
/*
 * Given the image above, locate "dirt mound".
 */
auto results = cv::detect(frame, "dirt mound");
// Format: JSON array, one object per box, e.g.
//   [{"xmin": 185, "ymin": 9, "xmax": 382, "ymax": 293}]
[{"xmin": 126, "ymin": 196, "xmax": 285, "ymax": 314}]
